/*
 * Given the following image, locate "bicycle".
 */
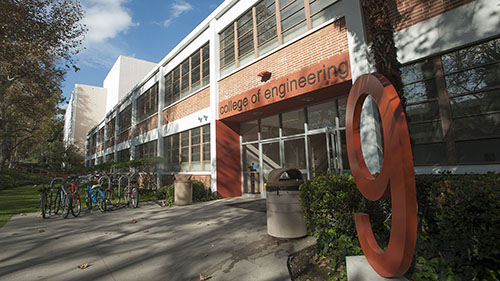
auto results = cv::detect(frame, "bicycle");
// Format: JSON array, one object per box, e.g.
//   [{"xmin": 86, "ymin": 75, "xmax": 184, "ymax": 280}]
[
  {"xmin": 84, "ymin": 174, "xmax": 106, "ymax": 212},
  {"xmin": 38, "ymin": 184, "xmax": 50, "ymax": 219},
  {"xmin": 67, "ymin": 175, "xmax": 81, "ymax": 217},
  {"xmin": 51, "ymin": 177, "xmax": 72, "ymax": 218},
  {"xmin": 123, "ymin": 173, "xmax": 139, "ymax": 208}
]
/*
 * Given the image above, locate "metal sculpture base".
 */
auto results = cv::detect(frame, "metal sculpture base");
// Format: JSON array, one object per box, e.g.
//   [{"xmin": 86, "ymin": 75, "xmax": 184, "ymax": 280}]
[{"xmin": 346, "ymin": 256, "xmax": 409, "ymax": 281}]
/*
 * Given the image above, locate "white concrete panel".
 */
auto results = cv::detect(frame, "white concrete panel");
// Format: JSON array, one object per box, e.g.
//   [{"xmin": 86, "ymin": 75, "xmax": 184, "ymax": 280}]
[
  {"xmin": 134, "ymin": 129, "xmax": 159, "ymax": 146},
  {"xmin": 396, "ymin": 0, "xmax": 500, "ymax": 64},
  {"xmin": 116, "ymin": 141, "xmax": 131, "ymax": 151},
  {"xmin": 162, "ymin": 28, "xmax": 211, "ymax": 74},
  {"xmin": 163, "ymin": 107, "xmax": 212, "ymax": 136},
  {"xmin": 103, "ymin": 56, "xmax": 156, "ymax": 112},
  {"xmin": 215, "ymin": 0, "xmax": 258, "ymax": 34}
]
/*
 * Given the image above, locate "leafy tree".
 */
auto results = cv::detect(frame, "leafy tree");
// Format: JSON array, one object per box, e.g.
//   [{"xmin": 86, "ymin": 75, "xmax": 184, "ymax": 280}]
[{"xmin": 0, "ymin": 0, "xmax": 86, "ymax": 171}]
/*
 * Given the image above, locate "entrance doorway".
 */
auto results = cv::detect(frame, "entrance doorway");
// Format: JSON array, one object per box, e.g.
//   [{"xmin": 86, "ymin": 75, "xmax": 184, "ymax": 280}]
[{"xmin": 240, "ymin": 97, "xmax": 350, "ymax": 196}]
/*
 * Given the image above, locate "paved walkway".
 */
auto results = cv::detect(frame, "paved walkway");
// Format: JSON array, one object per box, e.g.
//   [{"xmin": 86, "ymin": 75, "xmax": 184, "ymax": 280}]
[{"xmin": 0, "ymin": 197, "xmax": 314, "ymax": 281}]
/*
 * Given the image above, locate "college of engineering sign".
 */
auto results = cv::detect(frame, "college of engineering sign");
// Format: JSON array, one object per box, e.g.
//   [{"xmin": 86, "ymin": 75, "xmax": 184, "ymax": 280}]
[
  {"xmin": 346, "ymin": 73, "xmax": 418, "ymax": 277},
  {"xmin": 218, "ymin": 52, "xmax": 351, "ymax": 119}
]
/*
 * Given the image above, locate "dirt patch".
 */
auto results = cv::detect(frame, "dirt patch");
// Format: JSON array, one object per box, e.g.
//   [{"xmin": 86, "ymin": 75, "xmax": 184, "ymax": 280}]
[{"xmin": 288, "ymin": 245, "xmax": 338, "ymax": 281}]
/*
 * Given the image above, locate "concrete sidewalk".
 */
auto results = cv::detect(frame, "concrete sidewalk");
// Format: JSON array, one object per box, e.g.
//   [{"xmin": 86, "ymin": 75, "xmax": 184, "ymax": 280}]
[{"xmin": 0, "ymin": 197, "xmax": 315, "ymax": 281}]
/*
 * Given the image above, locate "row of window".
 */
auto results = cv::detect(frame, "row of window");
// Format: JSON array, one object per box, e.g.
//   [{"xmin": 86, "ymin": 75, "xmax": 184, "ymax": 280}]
[
  {"xmin": 136, "ymin": 83, "xmax": 159, "ymax": 122},
  {"xmin": 220, "ymin": 0, "xmax": 340, "ymax": 75},
  {"xmin": 165, "ymin": 43, "xmax": 210, "ymax": 107},
  {"xmin": 402, "ymin": 37, "xmax": 500, "ymax": 165},
  {"xmin": 93, "ymin": 125, "xmax": 211, "ymax": 172},
  {"xmin": 164, "ymin": 125, "xmax": 211, "ymax": 172},
  {"xmin": 240, "ymin": 97, "xmax": 347, "ymax": 142}
]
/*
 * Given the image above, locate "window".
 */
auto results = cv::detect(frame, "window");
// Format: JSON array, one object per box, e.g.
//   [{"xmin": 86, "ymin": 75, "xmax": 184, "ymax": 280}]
[
  {"xmin": 106, "ymin": 153, "xmax": 114, "ymax": 163},
  {"xmin": 163, "ymin": 125, "xmax": 211, "ymax": 172},
  {"xmin": 401, "ymin": 37, "xmax": 500, "ymax": 165},
  {"xmin": 106, "ymin": 118, "xmax": 115, "ymax": 139},
  {"xmin": 279, "ymin": 0, "xmax": 307, "ymax": 43},
  {"xmin": 119, "ymin": 105, "xmax": 132, "ymax": 132},
  {"xmin": 256, "ymin": 0, "xmax": 278, "ymax": 55},
  {"xmin": 136, "ymin": 83, "xmax": 158, "ymax": 122},
  {"xmin": 164, "ymin": 43, "xmax": 210, "ymax": 107},
  {"xmin": 219, "ymin": 0, "xmax": 340, "ymax": 73},
  {"xmin": 117, "ymin": 149, "xmax": 130, "ymax": 163},
  {"xmin": 220, "ymin": 24, "xmax": 236, "ymax": 75},
  {"xmin": 237, "ymin": 9, "xmax": 255, "ymax": 66},
  {"xmin": 97, "ymin": 127, "xmax": 105, "ymax": 144},
  {"xmin": 135, "ymin": 140, "xmax": 157, "ymax": 159}
]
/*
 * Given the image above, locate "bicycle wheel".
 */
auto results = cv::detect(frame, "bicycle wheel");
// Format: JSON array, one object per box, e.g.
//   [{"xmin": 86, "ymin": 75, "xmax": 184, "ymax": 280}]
[
  {"xmin": 53, "ymin": 190, "xmax": 62, "ymax": 215},
  {"xmin": 71, "ymin": 192, "xmax": 81, "ymax": 217},
  {"xmin": 85, "ymin": 189, "xmax": 92, "ymax": 211},
  {"xmin": 96, "ymin": 190, "xmax": 106, "ymax": 212},
  {"xmin": 48, "ymin": 189, "xmax": 55, "ymax": 215},
  {"xmin": 123, "ymin": 186, "xmax": 130, "ymax": 205},
  {"xmin": 131, "ymin": 187, "xmax": 139, "ymax": 209},
  {"xmin": 62, "ymin": 194, "xmax": 71, "ymax": 219},
  {"xmin": 104, "ymin": 189, "xmax": 112, "ymax": 206},
  {"xmin": 40, "ymin": 190, "xmax": 48, "ymax": 218}
]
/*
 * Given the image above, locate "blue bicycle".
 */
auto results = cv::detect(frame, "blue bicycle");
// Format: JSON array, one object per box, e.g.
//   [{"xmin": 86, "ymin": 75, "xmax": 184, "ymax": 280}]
[{"xmin": 84, "ymin": 177, "xmax": 106, "ymax": 212}]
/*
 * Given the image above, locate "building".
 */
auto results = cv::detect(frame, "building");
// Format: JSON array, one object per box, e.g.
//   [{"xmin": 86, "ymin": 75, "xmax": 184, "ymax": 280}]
[
  {"xmin": 84, "ymin": 0, "xmax": 500, "ymax": 198},
  {"xmin": 64, "ymin": 56, "xmax": 156, "ymax": 153}
]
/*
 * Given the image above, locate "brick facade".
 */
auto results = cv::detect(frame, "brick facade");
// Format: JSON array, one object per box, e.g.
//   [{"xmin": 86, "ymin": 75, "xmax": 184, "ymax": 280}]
[
  {"xmin": 218, "ymin": 18, "xmax": 348, "ymax": 101},
  {"xmin": 117, "ymin": 129, "xmax": 131, "ymax": 144},
  {"xmin": 162, "ymin": 87, "xmax": 210, "ymax": 124},
  {"xmin": 135, "ymin": 114, "xmax": 158, "ymax": 136},
  {"xmin": 389, "ymin": 0, "xmax": 475, "ymax": 31}
]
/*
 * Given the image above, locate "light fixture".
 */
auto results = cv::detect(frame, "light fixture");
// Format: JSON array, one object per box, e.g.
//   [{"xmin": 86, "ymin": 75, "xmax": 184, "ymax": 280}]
[
  {"xmin": 302, "ymin": 97, "xmax": 314, "ymax": 102},
  {"xmin": 257, "ymin": 71, "xmax": 272, "ymax": 82}
]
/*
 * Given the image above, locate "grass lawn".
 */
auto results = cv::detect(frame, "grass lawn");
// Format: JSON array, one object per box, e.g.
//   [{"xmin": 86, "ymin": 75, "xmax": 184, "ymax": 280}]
[{"xmin": 0, "ymin": 185, "xmax": 40, "ymax": 227}]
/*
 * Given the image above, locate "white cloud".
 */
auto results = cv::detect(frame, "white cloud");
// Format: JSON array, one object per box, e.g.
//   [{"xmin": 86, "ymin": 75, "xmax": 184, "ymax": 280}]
[
  {"xmin": 78, "ymin": 0, "xmax": 137, "ymax": 69},
  {"xmin": 82, "ymin": 0, "xmax": 137, "ymax": 46},
  {"xmin": 163, "ymin": 0, "xmax": 193, "ymax": 27}
]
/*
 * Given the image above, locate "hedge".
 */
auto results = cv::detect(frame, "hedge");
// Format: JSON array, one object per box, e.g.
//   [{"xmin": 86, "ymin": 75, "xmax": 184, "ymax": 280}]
[{"xmin": 299, "ymin": 172, "xmax": 500, "ymax": 280}]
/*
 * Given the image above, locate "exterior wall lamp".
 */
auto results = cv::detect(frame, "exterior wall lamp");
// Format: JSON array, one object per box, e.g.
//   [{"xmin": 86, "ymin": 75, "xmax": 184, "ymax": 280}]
[{"xmin": 257, "ymin": 71, "xmax": 272, "ymax": 82}]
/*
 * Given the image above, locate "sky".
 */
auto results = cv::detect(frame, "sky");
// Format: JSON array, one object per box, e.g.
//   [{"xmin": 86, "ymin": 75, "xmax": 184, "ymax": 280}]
[{"xmin": 62, "ymin": 0, "xmax": 224, "ymax": 103}]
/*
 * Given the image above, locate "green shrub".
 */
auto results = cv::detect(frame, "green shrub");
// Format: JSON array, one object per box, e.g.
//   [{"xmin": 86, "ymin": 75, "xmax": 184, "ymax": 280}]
[
  {"xmin": 410, "ymin": 173, "xmax": 500, "ymax": 280},
  {"xmin": 299, "ymin": 173, "xmax": 390, "ymax": 270},
  {"xmin": 300, "ymin": 172, "xmax": 500, "ymax": 280},
  {"xmin": 0, "ymin": 169, "xmax": 51, "ymax": 190},
  {"xmin": 157, "ymin": 184, "xmax": 175, "ymax": 206},
  {"xmin": 192, "ymin": 180, "xmax": 216, "ymax": 202}
]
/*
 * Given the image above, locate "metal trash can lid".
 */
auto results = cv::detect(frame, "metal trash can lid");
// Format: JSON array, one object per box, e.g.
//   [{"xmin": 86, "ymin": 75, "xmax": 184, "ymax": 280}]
[
  {"xmin": 266, "ymin": 168, "xmax": 303, "ymax": 189},
  {"xmin": 175, "ymin": 174, "xmax": 192, "ymax": 181}
]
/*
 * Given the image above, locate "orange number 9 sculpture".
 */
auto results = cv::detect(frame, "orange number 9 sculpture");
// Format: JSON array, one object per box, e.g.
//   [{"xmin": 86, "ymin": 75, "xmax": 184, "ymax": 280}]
[{"xmin": 346, "ymin": 73, "xmax": 417, "ymax": 277}]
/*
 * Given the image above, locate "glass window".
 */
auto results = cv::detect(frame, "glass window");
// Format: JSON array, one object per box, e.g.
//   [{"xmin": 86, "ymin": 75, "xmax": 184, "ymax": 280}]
[
  {"xmin": 241, "ymin": 119, "xmax": 259, "ymax": 142},
  {"xmin": 280, "ymin": 0, "xmax": 306, "ymax": 43},
  {"xmin": 118, "ymin": 105, "xmax": 132, "ymax": 132},
  {"xmin": 220, "ymin": 24, "xmax": 235, "ymax": 75},
  {"xmin": 310, "ymin": 0, "xmax": 340, "ymax": 28},
  {"xmin": 201, "ymin": 43, "xmax": 210, "ymax": 86},
  {"xmin": 191, "ymin": 49, "xmax": 201, "ymax": 92},
  {"xmin": 256, "ymin": 0, "xmax": 278, "ymax": 55},
  {"xmin": 284, "ymin": 138, "xmax": 306, "ymax": 169},
  {"xmin": 282, "ymin": 108, "xmax": 305, "ymax": 136},
  {"xmin": 307, "ymin": 100, "xmax": 337, "ymax": 130},
  {"xmin": 260, "ymin": 115, "xmax": 280, "ymax": 139},
  {"xmin": 237, "ymin": 9, "xmax": 255, "ymax": 66},
  {"xmin": 181, "ymin": 59, "xmax": 190, "ymax": 98}
]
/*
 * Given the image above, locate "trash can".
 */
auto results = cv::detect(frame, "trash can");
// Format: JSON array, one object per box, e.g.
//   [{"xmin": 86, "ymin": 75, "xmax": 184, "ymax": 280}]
[
  {"xmin": 174, "ymin": 174, "xmax": 192, "ymax": 205},
  {"xmin": 266, "ymin": 168, "xmax": 307, "ymax": 238}
]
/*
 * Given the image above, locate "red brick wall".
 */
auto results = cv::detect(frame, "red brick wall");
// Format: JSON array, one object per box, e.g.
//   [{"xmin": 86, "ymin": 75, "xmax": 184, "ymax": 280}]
[
  {"xmin": 216, "ymin": 120, "xmax": 241, "ymax": 198},
  {"xmin": 389, "ymin": 0, "xmax": 475, "ymax": 31},
  {"xmin": 218, "ymin": 18, "xmax": 348, "ymax": 101},
  {"xmin": 162, "ymin": 87, "xmax": 210, "ymax": 124},
  {"xmin": 192, "ymin": 175, "xmax": 211, "ymax": 188},
  {"xmin": 135, "ymin": 115, "xmax": 158, "ymax": 136},
  {"xmin": 105, "ymin": 138, "xmax": 114, "ymax": 148},
  {"xmin": 117, "ymin": 129, "xmax": 131, "ymax": 144}
]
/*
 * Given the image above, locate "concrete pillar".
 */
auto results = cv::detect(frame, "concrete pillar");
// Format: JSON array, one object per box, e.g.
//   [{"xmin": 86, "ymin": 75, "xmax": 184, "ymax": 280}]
[
  {"xmin": 345, "ymin": 0, "xmax": 383, "ymax": 174},
  {"xmin": 114, "ymin": 106, "xmax": 119, "ymax": 163},
  {"xmin": 209, "ymin": 18, "xmax": 219, "ymax": 193},
  {"xmin": 157, "ymin": 67, "xmax": 166, "ymax": 188},
  {"xmin": 130, "ymin": 91, "xmax": 137, "ymax": 161}
]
